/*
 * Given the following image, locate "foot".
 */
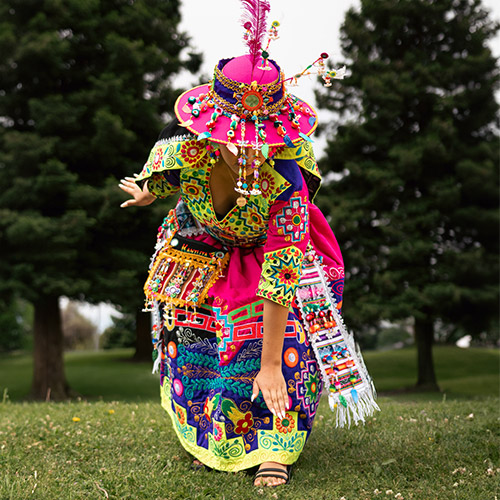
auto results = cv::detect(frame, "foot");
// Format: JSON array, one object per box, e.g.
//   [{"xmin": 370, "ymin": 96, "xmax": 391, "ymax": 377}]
[
  {"xmin": 191, "ymin": 459, "xmax": 205, "ymax": 470},
  {"xmin": 254, "ymin": 461, "xmax": 289, "ymax": 487}
]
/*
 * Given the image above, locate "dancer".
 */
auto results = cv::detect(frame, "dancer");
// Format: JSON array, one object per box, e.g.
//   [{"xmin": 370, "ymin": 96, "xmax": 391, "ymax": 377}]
[{"xmin": 119, "ymin": 1, "xmax": 378, "ymax": 487}]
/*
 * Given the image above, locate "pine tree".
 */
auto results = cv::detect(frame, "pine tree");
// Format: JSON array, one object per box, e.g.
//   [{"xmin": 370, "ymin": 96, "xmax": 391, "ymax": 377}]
[
  {"xmin": 0, "ymin": 0, "xmax": 200, "ymax": 399},
  {"xmin": 317, "ymin": 0, "xmax": 499, "ymax": 389}
]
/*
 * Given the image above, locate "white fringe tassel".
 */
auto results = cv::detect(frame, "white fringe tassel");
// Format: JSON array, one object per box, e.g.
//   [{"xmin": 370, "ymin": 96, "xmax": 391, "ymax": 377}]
[
  {"xmin": 295, "ymin": 254, "xmax": 380, "ymax": 428},
  {"xmin": 329, "ymin": 388, "xmax": 381, "ymax": 428},
  {"xmin": 152, "ymin": 342, "xmax": 162, "ymax": 374}
]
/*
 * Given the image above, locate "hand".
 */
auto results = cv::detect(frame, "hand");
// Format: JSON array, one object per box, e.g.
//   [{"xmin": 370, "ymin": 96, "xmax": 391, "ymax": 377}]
[
  {"xmin": 251, "ymin": 366, "xmax": 289, "ymax": 420},
  {"xmin": 118, "ymin": 176, "xmax": 156, "ymax": 208}
]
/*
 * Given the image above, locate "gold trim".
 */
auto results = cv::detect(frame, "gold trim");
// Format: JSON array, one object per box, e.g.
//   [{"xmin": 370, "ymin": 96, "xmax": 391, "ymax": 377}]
[
  {"xmin": 174, "ymin": 85, "xmax": 319, "ymax": 147},
  {"xmin": 144, "ymin": 231, "xmax": 229, "ymax": 308},
  {"xmin": 214, "ymin": 64, "xmax": 283, "ymax": 94}
]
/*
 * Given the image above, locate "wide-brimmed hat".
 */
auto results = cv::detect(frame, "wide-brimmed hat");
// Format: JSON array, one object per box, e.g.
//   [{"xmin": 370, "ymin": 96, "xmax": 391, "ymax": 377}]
[{"xmin": 174, "ymin": 54, "xmax": 318, "ymax": 152}]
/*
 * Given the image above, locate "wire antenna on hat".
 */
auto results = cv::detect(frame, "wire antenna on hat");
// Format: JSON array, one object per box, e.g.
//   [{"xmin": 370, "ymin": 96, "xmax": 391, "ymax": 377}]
[{"xmin": 284, "ymin": 53, "xmax": 347, "ymax": 87}]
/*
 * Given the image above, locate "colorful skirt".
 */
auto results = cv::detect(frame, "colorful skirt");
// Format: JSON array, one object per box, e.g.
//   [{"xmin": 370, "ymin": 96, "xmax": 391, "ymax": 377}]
[{"xmin": 150, "ymin": 206, "xmax": 378, "ymax": 471}]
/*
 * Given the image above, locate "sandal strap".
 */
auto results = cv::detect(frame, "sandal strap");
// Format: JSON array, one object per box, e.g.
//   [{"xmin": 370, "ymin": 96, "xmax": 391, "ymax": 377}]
[{"xmin": 255, "ymin": 467, "xmax": 289, "ymax": 480}]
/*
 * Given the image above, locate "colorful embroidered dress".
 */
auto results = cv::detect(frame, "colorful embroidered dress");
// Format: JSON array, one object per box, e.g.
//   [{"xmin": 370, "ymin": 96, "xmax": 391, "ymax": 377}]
[{"xmin": 136, "ymin": 135, "xmax": 377, "ymax": 472}]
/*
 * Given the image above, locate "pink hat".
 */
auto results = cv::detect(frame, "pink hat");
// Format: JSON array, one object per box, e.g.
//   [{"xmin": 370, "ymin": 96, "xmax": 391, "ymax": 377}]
[
  {"xmin": 174, "ymin": 54, "xmax": 319, "ymax": 154},
  {"xmin": 172, "ymin": 0, "xmax": 344, "ymax": 200}
]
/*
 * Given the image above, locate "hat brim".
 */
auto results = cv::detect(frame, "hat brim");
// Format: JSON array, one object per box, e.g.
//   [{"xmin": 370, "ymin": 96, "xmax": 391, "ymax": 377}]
[{"xmin": 174, "ymin": 84, "xmax": 318, "ymax": 147}]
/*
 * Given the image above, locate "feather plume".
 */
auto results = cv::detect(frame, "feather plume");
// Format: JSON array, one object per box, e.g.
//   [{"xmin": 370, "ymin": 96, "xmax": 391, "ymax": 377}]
[{"xmin": 240, "ymin": 0, "xmax": 271, "ymax": 68}]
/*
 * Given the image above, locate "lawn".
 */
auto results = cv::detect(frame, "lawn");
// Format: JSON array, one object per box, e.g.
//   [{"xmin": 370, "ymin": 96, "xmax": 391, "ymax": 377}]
[{"xmin": 0, "ymin": 346, "xmax": 498, "ymax": 500}]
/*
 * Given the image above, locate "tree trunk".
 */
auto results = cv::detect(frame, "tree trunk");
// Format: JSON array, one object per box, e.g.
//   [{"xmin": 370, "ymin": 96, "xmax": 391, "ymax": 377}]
[
  {"xmin": 31, "ymin": 296, "xmax": 72, "ymax": 400},
  {"xmin": 414, "ymin": 317, "xmax": 440, "ymax": 391},
  {"xmin": 132, "ymin": 309, "xmax": 152, "ymax": 361}
]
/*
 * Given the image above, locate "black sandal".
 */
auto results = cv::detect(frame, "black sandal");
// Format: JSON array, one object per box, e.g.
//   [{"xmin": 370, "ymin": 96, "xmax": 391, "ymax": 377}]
[{"xmin": 254, "ymin": 465, "xmax": 292, "ymax": 486}]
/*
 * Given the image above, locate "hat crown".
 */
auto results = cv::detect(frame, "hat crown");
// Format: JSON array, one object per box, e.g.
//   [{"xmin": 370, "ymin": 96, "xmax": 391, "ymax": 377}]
[{"xmin": 222, "ymin": 54, "xmax": 280, "ymax": 85}]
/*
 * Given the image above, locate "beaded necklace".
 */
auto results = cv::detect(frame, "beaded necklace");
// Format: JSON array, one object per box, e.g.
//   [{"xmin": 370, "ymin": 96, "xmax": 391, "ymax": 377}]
[{"xmin": 205, "ymin": 140, "xmax": 276, "ymax": 208}]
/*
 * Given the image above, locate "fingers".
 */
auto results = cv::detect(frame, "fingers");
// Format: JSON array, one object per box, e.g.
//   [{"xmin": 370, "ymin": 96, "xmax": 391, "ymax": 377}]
[
  {"xmin": 118, "ymin": 178, "xmax": 141, "ymax": 208},
  {"xmin": 252, "ymin": 372, "xmax": 288, "ymax": 420},
  {"xmin": 120, "ymin": 199, "xmax": 136, "ymax": 208},
  {"xmin": 118, "ymin": 183, "xmax": 134, "ymax": 195},
  {"xmin": 276, "ymin": 387, "xmax": 288, "ymax": 420},
  {"xmin": 119, "ymin": 179, "xmax": 139, "ymax": 191},
  {"xmin": 251, "ymin": 380, "xmax": 259, "ymax": 403},
  {"xmin": 262, "ymin": 387, "xmax": 287, "ymax": 420}
]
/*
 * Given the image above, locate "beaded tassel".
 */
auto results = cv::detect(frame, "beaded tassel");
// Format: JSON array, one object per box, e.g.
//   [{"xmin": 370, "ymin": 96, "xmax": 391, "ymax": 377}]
[{"xmin": 235, "ymin": 119, "xmax": 249, "ymax": 205}]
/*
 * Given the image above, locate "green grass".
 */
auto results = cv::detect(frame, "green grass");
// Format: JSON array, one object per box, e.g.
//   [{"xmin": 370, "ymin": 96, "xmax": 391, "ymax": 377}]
[
  {"xmin": 0, "ymin": 347, "xmax": 498, "ymax": 499},
  {"xmin": 0, "ymin": 349, "xmax": 158, "ymax": 402},
  {"xmin": 367, "ymin": 346, "xmax": 500, "ymax": 400},
  {"xmin": 0, "ymin": 397, "xmax": 498, "ymax": 500}
]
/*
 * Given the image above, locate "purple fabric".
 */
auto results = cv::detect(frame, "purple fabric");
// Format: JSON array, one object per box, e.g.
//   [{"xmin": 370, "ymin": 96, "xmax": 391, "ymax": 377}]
[{"xmin": 274, "ymin": 159, "xmax": 304, "ymax": 201}]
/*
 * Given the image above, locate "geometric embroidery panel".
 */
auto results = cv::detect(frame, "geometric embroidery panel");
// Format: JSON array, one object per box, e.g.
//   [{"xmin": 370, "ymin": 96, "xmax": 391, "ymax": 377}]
[{"xmin": 276, "ymin": 196, "xmax": 308, "ymax": 243}]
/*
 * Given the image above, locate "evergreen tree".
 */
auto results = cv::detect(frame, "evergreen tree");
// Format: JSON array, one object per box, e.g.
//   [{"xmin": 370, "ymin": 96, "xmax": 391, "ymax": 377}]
[
  {"xmin": 0, "ymin": 0, "xmax": 200, "ymax": 399},
  {"xmin": 317, "ymin": 0, "xmax": 499, "ymax": 389}
]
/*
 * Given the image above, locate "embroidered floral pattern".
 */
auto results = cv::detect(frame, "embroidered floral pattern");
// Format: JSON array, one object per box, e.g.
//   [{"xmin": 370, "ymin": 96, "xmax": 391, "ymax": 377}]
[
  {"xmin": 257, "ymin": 246, "xmax": 304, "ymax": 307},
  {"xmin": 259, "ymin": 170, "xmax": 277, "ymax": 198},
  {"xmin": 213, "ymin": 422, "xmax": 223, "ymax": 441},
  {"xmin": 180, "ymin": 141, "xmax": 205, "ymax": 164},
  {"xmin": 234, "ymin": 412, "xmax": 254, "ymax": 435},
  {"xmin": 138, "ymin": 136, "xmax": 343, "ymax": 471},
  {"xmin": 276, "ymin": 413, "xmax": 295, "ymax": 434},
  {"xmin": 277, "ymin": 265, "xmax": 301, "ymax": 285},
  {"xmin": 221, "ymin": 399, "xmax": 255, "ymax": 435},
  {"xmin": 203, "ymin": 396, "xmax": 213, "ymax": 422},
  {"xmin": 136, "ymin": 137, "xmax": 208, "ymax": 181},
  {"xmin": 152, "ymin": 149, "xmax": 163, "ymax": 169}
]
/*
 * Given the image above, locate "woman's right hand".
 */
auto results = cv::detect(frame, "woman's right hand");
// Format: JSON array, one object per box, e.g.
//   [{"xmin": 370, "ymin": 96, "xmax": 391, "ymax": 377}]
[
  {"xmin": 119, "ymin": 177, "xmax": 156, "ymax": 208},
  {"xmin": 251, "ymin": 366, "xmax": 289, "ymax": 420}
]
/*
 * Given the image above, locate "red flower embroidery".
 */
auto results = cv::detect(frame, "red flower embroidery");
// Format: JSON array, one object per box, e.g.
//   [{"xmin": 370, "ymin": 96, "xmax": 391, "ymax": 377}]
[
  {"xmin": 180, "ymin": 142, "xmax": 204, "ymax": 164},
  {"xmin": 259, "ymin": 171, "xmax": 276, "ymax": 197},
  {"xmin": 277, "ymin": 266, "xmax": 300, "ymax": 285},
  {"xmin": 152, "ymin": 149, "xmax": 162, "ymax": 169},
  {"xmin": 203, "ymin": 397, "xmax": 212, "ymax": 423},
  {"xmin": 234, "ymin": 412, "xmax": 254, "ymax": 435}
]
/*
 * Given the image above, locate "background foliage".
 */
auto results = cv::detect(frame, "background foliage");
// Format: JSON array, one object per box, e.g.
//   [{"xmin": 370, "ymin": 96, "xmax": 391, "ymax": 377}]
[{"xmin": 317, "ymin": 0, "xmax": 499, "ymax": 347}]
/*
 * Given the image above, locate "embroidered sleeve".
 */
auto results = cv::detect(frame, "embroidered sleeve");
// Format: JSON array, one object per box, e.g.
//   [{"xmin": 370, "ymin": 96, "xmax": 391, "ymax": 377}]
[
  {"xmin": 134, "ymin": 136, "xmax": 208, "ymax": 199},
  {"xmin": 147, "ymin": 171, "xmax": 180, "ymax": 199},
  {"xmin": 256, "ymin": 183, "xmax": 310, "ymax": 308}
]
